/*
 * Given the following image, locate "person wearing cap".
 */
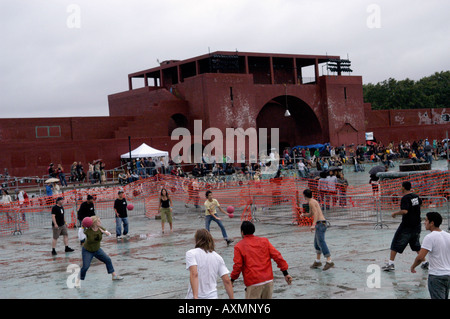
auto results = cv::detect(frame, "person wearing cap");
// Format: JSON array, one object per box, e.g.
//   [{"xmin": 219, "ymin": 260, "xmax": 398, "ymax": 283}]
[
  {"xmin": 77, "ymin": 195, "xmax": 96, "ymax": 244},
  {"xmin": 77, "ymin": 195, "xmax": 96, "ymax": 226},
  {"xmin": 51, "ymin": 197, "xmax": 74, "ymax": 255},
  {"xmin": 114, "ymin": 190, "xmax": 129, "ymax": 239}
]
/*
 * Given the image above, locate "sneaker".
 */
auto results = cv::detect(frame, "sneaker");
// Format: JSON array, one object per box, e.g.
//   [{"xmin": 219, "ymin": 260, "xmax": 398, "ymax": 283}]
[
  {"xmin": 226, "ymin": 239, "xmax": 234, "ymax": 247},
  {"xmin": 112, "ymin": 275, "xmax": 124, "ymax": 281},
  {"xmin": 65, "ymin": 246, "xmax": 74, "ymax": 252},
  {"xmin": 382, "ymin": 263, "xmax": 395, "ymax": 272},
  {"xmin": 421, "ymin": 261, "xmax": 429, "ymax": 270},
  {"xmin": 310, "ymin": 261, "xmax": 322, "ymax": 269},
  {"xmin": 51, "ymin": 249, "xmax": 57, "ymax": 256},
  {"xmin": 117, "ymin": 235, "xmax": 123, "ymax": 239},
  {"xmin": 323, "ymin": 261, "xmax": 334, "ymax": 271}
]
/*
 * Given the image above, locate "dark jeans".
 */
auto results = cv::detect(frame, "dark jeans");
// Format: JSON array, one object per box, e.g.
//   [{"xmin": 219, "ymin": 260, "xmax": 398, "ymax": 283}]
[
  {"xmin": 428, "ymin": 274, "xmax": 450, "ymax": 299},
  {"xmin": 80, "ymin": 247, "xmax": 114, "ymax": 280}
]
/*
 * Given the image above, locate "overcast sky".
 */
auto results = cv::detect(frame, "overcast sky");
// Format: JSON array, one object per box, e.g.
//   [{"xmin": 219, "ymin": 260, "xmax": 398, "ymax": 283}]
[{"xmin": 0, "ymin": 0, "xmax": 448, "ymax": 118}]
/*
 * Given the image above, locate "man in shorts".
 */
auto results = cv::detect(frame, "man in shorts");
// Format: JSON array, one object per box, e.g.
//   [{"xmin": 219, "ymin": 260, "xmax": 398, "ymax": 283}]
[
  {"xmin": 51, "ymin": 197, "xmax": 74, "ymax": 255},
  {"xmin": 382, "ymin": 181, "xmax": 428, "ymax": 271}
]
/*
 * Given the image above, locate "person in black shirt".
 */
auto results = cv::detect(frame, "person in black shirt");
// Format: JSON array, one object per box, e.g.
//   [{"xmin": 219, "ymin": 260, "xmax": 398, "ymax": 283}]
[
  {"xmin": 51, "ymin": 197, "xmax": 74, "ymax": 255},
  {"xmin": 158, "ymin": 188, "xmax": 173, "ymax": 234},
  {"xmin": 77, "ymin": 195, "xmax": 96, "ymax": 226},
  {"xmin": 77, "ymin": 194, "xmax": 96, "ymax": 244},
  {"xmin": 114, "ymin": 191, "xmax": 129, "ymax": 240},
  {"xmin": 382, "ymin": 181, "xmax": 427, "ymax": 271}
]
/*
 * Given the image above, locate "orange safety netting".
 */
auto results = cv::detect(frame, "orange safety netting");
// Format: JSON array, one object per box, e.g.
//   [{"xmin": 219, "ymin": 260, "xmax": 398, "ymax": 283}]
[{"xmin": 1, "ymin": 170, "xmax": 448, "ymax": 236}]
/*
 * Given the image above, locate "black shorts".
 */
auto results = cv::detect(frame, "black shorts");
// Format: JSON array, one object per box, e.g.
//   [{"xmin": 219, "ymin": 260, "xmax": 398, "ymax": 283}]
[{"xmin": 390, "ymin": 224, "xmax": 421, "ymax": 253}]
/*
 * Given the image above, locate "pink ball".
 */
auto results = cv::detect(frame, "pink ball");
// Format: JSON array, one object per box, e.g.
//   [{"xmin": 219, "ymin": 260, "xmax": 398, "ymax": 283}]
[
  {"xmin": 127, "ymin": 204, "xmax": 134, "ymax": 211},
  {"xmin": 227, "ymin": 206, "xmax": 235, "ymax": 214},
  {"xmin": 228, "ymin": 213, "xmax": 234, "ymax": 218},
  {"xmin": 82, "ymin": 217, "xmax": 93, "ymax": 228}
]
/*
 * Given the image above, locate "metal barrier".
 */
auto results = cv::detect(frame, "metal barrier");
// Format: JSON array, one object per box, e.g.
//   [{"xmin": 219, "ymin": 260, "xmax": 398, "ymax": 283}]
[
  {"xmin": 0, "ymin": 197, "xmax": 146, "ymax": 236},
  {"xmin": 321, "ymin": 195, "xmax": 449, "ymax": 230},
  {"xmin": 377, "ymin": 196, "xmax": 449, "ymax": 230}
]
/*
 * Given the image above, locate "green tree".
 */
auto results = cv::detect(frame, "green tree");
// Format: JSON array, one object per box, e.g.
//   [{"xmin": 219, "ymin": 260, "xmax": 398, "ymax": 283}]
[{"xmin": 363, "ymin": 71, "xmax": 450, "ymax": 110}]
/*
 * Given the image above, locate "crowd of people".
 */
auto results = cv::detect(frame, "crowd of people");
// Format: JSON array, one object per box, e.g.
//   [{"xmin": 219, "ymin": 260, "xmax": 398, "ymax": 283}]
[{"xmin": 52, "ymin": 179, "xmax": 449, "ymax": 299}]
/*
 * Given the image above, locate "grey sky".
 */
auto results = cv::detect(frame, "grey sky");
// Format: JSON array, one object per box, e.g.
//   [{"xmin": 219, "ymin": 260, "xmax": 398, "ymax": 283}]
[{"xmin": 0, "ymin": 0, "xmax": 449, "ymax": 118}]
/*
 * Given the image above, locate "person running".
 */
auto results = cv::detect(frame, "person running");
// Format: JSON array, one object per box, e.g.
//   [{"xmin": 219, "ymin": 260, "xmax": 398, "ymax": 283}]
[
  {"xmin": 158, "ymin": 188, "xmax": 173, "ymax": 234},
  {"xmin": 185, "ymin": 229, "xmax": 234, "ymax": 299},
  {"xmin": 204, "ymin": 190, "xmax": 233, "ymax": 246},
  {"xmin": 78, "ymin": 216, "xmax": 123, "ymax": 286},
  {"xmin": 114, "ymin": 190, "xmax": 129, "ymax": 240},
  {"xmin": 51, "ymin": 197, "xmax": 74, "ymax": 256},
  {"xmin": 382, "ymin": 181, "xmax": 428, "ymax": 271},
  {"xmin": 411, "ymin": 212, "xmax": 450, "ymax": 299},
  {"xmin": 301, "ymin": 189, "xmax": 334, "ymax": 271},
  {"xmin": 230, "ymin": 221, "xmax": 292, "ymax": 299}
]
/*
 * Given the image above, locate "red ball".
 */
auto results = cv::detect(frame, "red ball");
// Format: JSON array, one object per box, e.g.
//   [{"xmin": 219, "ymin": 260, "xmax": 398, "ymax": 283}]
[
  {"xmin": 227, "ymin": 206, "xmax": 235, "ymax": 214},
  {"xmin": 127, "ymin": 204, "xmax": 134, "ymax": 211},
  {"xmin": 82, "ymin": 217, "xmax": 93, "ymax": 228},
  {"xmin": 228, "ymin": 213, "xmax": 234, "ymax": 218}
]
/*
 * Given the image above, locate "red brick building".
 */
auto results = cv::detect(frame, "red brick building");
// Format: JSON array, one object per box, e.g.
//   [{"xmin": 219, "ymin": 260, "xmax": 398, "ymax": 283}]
[{"xmin": 1, "ymin": 51, "xmax": 449, "ymax": 177}]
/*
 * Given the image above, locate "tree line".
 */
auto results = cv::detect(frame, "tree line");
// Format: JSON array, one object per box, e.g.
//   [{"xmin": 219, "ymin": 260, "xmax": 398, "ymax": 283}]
[{"xmin": 363, "ymin": 71, "xmax": 449, "ymax": 110}]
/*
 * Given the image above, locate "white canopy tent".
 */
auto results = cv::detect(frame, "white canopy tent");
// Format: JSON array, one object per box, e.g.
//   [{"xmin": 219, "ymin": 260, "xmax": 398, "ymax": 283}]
[{"xmin": 120, "ymin": 143, "xmax": 169, "ymax": 159}]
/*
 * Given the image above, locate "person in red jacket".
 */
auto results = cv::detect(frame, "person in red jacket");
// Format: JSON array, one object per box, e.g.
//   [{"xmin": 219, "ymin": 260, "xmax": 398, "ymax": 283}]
[{"xmin": 230, "ymin": 221, "xmax": 292, "ymax": 299}]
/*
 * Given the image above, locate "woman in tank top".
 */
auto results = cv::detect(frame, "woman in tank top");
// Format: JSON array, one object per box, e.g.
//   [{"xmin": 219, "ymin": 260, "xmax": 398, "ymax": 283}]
[{"xmin": 159, "ymin": 188, "xmax": 173, "ymax": 234}]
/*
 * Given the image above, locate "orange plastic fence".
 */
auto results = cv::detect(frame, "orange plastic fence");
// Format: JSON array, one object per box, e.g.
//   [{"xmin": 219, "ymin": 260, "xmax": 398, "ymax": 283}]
[{"xmin": 1, "ymin": 170, "xmax": 448, "ymax": 236}]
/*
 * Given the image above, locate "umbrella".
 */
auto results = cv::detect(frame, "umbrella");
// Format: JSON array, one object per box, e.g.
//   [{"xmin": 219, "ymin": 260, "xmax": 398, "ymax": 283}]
[
  {"xmin": 45, "ymin": 177, "xmax": 60, "ymax": 184},
  {"xmin": 369, "ymin": 165, "xmax": 386, "ymax": 175}
]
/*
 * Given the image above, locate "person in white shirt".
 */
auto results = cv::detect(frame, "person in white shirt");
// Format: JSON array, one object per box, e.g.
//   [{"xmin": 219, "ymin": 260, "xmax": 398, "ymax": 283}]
[
  {"xmin": 298, "ymin": 160, "xmax": 307, "ymax": 178},
  {"xmin": 411, "ymin": 212, "xmax": 450, "ymax": 299},
  {"xmin": 185, "ymin": 229, "xmax": 234, "ymax": 299}
]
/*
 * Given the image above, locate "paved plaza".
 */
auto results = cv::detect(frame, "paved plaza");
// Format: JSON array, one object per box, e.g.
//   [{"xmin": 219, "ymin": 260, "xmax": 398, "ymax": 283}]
[{"xmin": 0, "ymin": 160, "xmax": 448, "ymax": 300}]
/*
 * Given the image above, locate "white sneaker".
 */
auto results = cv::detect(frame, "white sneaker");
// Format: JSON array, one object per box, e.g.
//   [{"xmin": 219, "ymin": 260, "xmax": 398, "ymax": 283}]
[
  {"xmin": 112, "ymin": 275, "xmax": 124, "ymax": 281},
  {"xmin": 381, "ymin": 263, "xmax": 395, "ymax": 271}
]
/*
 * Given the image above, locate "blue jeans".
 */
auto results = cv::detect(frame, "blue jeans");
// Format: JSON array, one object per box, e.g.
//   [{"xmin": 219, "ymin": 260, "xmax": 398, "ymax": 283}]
[
  {"xmin": 115, "ymin": 217, "xmax": 129, "ymax": 237},
  {"xmin": 80, "ymin": 247, "xmax": 114, "ymax": 280},
  {"xmin": 205, "ymin": 215, "xmax": 228, "ymax": 240},
  {"xmin": 314, "ymin": 222, "xmax": 331, "ymax": 257}
]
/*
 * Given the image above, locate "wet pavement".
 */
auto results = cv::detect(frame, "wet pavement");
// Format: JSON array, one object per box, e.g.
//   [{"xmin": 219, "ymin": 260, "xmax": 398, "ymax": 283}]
[
  {"xmin": 0, "ymin": 159, "xmax": 448, "ymax": 299},
  {"xmin": 0, "ymin": 208, "xmax": 435, "ymax": 299}
]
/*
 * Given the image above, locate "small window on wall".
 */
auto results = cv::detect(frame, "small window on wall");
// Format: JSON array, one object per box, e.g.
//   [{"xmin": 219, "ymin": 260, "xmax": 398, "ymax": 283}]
[{"xmin": 35, "ymin": 126, "xmax": 61, "ymax": 138}]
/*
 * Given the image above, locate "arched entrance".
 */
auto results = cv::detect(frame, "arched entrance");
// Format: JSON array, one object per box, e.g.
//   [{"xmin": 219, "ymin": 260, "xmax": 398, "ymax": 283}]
[{"xmin": 256, "ymin": 96, "xmax": 323, "ymax": 153}]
